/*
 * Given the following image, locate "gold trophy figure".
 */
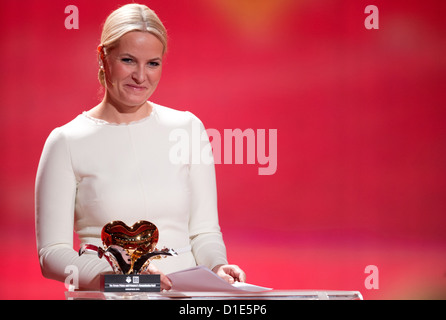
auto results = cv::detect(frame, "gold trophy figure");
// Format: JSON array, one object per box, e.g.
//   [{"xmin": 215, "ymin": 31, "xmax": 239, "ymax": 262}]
[{"xmin": 79, "ymin": 220, "xmax": 177, "ymax": 275}]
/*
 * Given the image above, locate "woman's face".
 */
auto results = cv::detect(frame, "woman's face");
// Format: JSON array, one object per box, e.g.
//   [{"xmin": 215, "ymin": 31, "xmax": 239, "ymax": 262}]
[{"xmin": 103, "ymin": 31, "xmax": 164, "ymax": 109}]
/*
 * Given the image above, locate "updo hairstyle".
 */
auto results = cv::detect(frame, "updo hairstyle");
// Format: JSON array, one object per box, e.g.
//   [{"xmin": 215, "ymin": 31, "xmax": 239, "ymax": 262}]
[{"xmin": 97, "ymin": 4, "xmax": 168, "ymax": 87}]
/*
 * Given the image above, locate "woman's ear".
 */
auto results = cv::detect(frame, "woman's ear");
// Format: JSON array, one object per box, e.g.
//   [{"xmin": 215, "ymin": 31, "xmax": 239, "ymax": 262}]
[{"xmin": 97, "ymin": 45, "xmax": 105, "ymax": 68}]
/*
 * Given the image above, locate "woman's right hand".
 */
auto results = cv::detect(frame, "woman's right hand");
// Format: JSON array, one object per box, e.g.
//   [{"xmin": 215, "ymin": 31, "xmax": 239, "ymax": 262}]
[{"xmin": 142, "ymin": 263, "xmax": 172, "ymax": 290}]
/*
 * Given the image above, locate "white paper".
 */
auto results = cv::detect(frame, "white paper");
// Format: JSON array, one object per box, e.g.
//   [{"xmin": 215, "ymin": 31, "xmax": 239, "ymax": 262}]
[{"xmin": 167, "ymin": 266, "xmax": 272, "ymax": 292}]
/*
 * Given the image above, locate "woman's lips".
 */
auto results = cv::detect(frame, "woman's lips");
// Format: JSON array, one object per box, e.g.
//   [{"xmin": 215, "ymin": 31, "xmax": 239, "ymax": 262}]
[{"xmin": 125, "ymin": 84, "xmax": 147, "ymax": 91}]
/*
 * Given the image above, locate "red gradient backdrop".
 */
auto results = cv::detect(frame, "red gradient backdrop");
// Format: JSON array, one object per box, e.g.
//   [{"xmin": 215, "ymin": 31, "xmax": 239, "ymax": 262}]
[{"xmin": 0, "ymin": 0, "xmax": 445, "ymax": 299}]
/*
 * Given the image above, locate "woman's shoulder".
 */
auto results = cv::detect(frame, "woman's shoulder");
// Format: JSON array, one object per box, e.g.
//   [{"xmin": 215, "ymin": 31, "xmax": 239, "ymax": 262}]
[
  {"xmin": 152, "ymin": 102, "xmax": 203, "ymax": 127},
  {"xmin": 45, "ymin": 113, "xmax": 99, "ymax": 143}
]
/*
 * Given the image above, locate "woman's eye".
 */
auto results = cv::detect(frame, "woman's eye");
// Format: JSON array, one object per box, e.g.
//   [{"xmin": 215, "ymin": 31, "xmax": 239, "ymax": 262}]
[
  {"xmin": 121, "ymin": 58, "xmax": 133, "ymax": 63},
  {"xmin": 148, "ymin": 61, "xmax": 160, "ymax": 67}
]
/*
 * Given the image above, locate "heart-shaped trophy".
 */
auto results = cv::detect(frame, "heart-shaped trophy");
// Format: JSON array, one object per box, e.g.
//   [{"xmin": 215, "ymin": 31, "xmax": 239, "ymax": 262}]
[{"xmin": 79, "ymin": 220, "xmax": 177, "ymax": 274}]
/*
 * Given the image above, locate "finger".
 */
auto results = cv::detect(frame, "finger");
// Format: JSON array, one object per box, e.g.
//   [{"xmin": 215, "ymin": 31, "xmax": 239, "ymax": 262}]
[
  {"xmin": 146, "ymin": 263, "xmax": 172, "ymax": 290},
  {"xmin": 235, "ymin": 269, "xmax": 247, "ymax": 283},
  {"xmin": 215, "ymin": 267, "xmax": 234, "ymax": 284},
  {"xmin": 160, "ymin": 274, "xmax": 173, "ymax": 291},
  {"xmin": 220, "ymin": 273, "xmax": 235, "ymax": 284},
  {"xmin": 225, "ymin": 265, "xmax": 247, "ymax": 283}
]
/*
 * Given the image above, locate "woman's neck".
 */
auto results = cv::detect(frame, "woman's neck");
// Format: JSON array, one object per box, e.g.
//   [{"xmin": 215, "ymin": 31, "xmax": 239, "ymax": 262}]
[{"xmin": 87, "ymin": 97, "xmax": 153, "ymax": 124}]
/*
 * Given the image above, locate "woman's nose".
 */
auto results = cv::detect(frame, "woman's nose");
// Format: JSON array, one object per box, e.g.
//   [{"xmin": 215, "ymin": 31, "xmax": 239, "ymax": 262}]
[{"xmin": 132, "ymin": 65, "xmax": 145, "ymax": 83}]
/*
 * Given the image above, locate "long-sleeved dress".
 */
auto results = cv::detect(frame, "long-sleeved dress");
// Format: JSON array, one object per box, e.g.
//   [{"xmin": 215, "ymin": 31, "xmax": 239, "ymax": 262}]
[{"xmin": 35, "ymin": 102, "xmax": 228, "ymax": 290}]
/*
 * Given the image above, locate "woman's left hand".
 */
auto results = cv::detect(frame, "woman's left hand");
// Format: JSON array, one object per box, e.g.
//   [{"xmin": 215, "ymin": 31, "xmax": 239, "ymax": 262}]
[{"xmin": 212, "ymin": 264, "xmax": 246, "ymax": 284}]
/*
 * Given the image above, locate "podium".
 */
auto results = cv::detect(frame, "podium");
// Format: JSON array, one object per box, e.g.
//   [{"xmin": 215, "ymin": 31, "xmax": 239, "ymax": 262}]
[{"xmin": 65, "ymin": 289, "xmax": 363, "ymax": 300}]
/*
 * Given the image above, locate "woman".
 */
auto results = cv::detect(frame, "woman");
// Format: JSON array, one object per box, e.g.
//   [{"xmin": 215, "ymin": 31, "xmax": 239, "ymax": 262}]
[{"xmin": 35, "ymin": 3, "xmax": 245, "ymax": 291}]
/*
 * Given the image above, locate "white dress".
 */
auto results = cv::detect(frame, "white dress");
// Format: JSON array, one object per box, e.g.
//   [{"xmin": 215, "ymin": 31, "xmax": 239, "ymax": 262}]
[{"xmin": 35, "ymin": 103, "xmax": 228, "ymax": 290}]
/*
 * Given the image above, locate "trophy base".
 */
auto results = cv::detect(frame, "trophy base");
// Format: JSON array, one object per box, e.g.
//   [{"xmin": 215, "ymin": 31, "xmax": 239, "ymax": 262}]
[{"xmin": 101, "ymin": 274, "xmax": 161, "ymax": 292}]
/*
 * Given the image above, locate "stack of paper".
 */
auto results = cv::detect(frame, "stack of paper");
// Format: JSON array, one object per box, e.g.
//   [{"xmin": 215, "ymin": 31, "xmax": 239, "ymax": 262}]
[{"xmin": 167, "ymin": 266, "xmax": 272, "ymax": 292}]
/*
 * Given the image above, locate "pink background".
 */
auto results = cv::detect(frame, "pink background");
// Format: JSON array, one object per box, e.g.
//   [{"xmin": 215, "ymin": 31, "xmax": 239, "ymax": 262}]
[{"xmin": 1, "ymin": 0, "xmax": 445, "ymax": 299}]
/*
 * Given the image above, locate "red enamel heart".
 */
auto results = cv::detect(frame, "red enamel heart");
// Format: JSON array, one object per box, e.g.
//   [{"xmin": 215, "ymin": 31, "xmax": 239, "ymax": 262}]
[{"xmin": 101, "ymin": 220, "xmax": 159, "ymax": 255}]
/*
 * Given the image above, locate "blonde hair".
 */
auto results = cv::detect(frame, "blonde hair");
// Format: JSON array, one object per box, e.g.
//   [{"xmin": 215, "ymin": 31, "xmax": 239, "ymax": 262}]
[{"xmin": 98, "ymin": 3, "xmax": 168, "ymax": 86}]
